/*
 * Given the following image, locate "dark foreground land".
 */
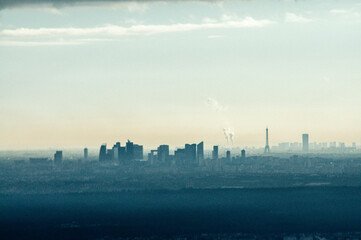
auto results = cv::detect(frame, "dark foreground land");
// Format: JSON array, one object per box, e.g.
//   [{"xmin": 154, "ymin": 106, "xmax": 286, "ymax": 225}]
[{"xmin": 1, "ymin": 187, "xmax": 361, "ymax": 239}]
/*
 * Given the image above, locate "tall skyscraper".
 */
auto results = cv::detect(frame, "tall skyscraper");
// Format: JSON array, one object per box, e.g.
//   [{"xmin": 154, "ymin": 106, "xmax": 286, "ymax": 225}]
[
  {"xmin": 175, "ymin": 148, "xmax": 186, "ymax": 165},
  {"xmin": 264, "ymin": 127, "xmax": 270, "ymax": 153},
  {"xmin": 54, "ymin": 151, "xmax": 63, "ymax": 164},
  {"xmin": 241, "ymin": 149, "xmax": 246, "ymax": 159},
  {"xmin": 84, "ymin": 148, "xmax": 88, "ymax": 160},
  {"xmin": 226, "ymin": 150, "xmax": 231, "ymax": 162},
  {"xmin": 185, "ymin": 143, "xmax": 197, "ymax": 164},
  {"xmin": 302, "ymin": 134, "xmax": 309, "ymax": 152},
  {"xmin": 212, "ymin": 146, "xmax": 218, "ymax": 160},
  {"xmin": 157, "ymin": 145, "xmax": 169, "ymax": 162},
  {"xmin": 112, "ymin": 143, "xmax": 120, "ymax": 161},
  {"xmin": 99, "ymin": 144, "xmax": 107, "ymax": 162},
  {"xmin": 126, "ymin": 140, "xmax": 134, "ymax": 161},
  {"xmin": 197, "ymin": 141, "xmax": 204, "ymax": 164},
  {"xmin": 119, "ymin": 146, "xmax": 126, "ymax": 161},
  {"xmin": 133, "ymin": 144, "xmax": 143, "ymax": 160}
]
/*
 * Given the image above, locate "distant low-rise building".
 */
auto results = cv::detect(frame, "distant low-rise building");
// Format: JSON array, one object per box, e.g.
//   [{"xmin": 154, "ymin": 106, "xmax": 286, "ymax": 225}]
[{"xmin": 54, "ymin": 151, "xmax": 63, "ymax": 164}]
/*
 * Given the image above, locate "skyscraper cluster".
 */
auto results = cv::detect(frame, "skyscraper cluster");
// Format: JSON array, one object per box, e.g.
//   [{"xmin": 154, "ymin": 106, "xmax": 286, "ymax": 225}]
[
  {"xmin": 148, "ymin": 142, "xmax": 205, "ymax": 166},
  {"xmin": 99, "ymin": 140, "xmax": 143, "ymax": 162}
]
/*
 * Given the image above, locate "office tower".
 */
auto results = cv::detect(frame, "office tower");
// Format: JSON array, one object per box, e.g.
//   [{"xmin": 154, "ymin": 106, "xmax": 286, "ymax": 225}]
[
  {"xmin": 99, "ymin": 144, "xmax": 107, "ymax": 162},
  {"xmin": 126, "ymin": 140, "xmax": 134, "ymax": 160},
  {"xmin": 133, "ymin": 144, "xmax": 143, "ymax": 160},
  {"xmin": 302, "ymin": 134, "xmax": 309, "ymax": 152},
  {"xmin": 264, "ymin": 128, "xmax": 270, "ymax": 153},
  {"xmin": 54, "ymin": 151, "xmax": 63, "ymax": 164},
  {"xmin": 148, "ymin": 150, "xmax": 158, "ymax": 164},
  {"xmin": 175, "ymin": 148, "xmax": 186, "ymax": 165},
  {"xmin": 241, "ymin": 149, "xmax": 246, "ymax": 159},
  {"xmin": 197, "ymin": 141, "xmax": 204, "ymax": 163},
  {"xmin": 84, "ymin": 148, "xmax": 88, "ymax": 160},
  {"xmin": 119, "ymin": 146, "xmax": 126, "ymax": 161},
  {"xmin": 157, "ymin": 145, "xmax": 169, "ymax": 162},
  {"xmin": 106, "ymin": 149, "xmax": 113, "ymax": 160},
  {"xmin": 112, "ymin": 145, "xmax": 119, "ymax": 160},
  {"xmin": 226, "ymin": 150, "xmax": 231, "ymax": 162},
  {"xmin": 185, "ymin": 143, "xmax": 197, "ymax": 164},
  {"xmin": 212, "ymin": 146, "xmax": 218, "ymax": 160},
  {"xmin": 352, "ymin": 142, "xmax": 356, "ymax": 149}
]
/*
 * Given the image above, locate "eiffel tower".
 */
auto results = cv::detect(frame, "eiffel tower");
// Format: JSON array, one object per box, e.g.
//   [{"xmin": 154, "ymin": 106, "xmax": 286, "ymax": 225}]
[{"xmin": 264, "ymin": 127, "xmax": 270, "ymax": 153}]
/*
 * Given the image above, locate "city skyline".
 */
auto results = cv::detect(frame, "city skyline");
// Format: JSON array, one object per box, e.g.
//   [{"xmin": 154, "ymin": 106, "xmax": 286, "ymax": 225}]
[{"xmin": 0, "ymin": 129, "xmax": 359, "ymax": 151}]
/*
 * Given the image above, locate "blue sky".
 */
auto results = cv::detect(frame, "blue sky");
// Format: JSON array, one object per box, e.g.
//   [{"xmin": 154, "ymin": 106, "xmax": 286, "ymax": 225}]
[{"xmin": 0, "ymin": 0, "xmax": 360, "ymax": 149}]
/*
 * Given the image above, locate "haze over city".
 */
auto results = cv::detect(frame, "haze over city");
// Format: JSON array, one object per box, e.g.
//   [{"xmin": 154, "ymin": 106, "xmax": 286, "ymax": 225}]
[
  {"xmin": 1, "ymin": 0, "xmax": 361, "ymax": 149},
  {"xmin": 1, "ymin": 1, "xmax": 361, "ymax": 239}
]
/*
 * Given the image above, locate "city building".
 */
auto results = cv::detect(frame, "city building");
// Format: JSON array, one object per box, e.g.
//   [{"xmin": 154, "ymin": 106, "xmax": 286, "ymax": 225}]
[
  {"xmin": 99, "ymin": 144, "xmax": 107, "ymax": 162},
  {"xmin": 197, "ymin": 142, "xmax": 204, "ymax": 164},
  {"xmin": 241, "ymin": 149, "xmax": 246, "ymax": 159},
  {"xmin": 54, "ymin": 151, "xmax": 63, "ymax": 164},
  {"xmin": 175, "ymin": 148, "xmax": 186, "ymax": 165},
  {"xmin": 84, "ymin": 148, "xmax": 88, "ymax": 160},
  {"xmin": 133, "ymin": 144, "xmax": 143, "ymax": 160},
  {"xmin": 212, "ymin": 146, "xmax": 218, "ymax": 160},
  {"xmin": 226, "ymin": 150, "xmax": 231, "ymax": 162},
  {"xmin": 302, "ymin": 134, "xmax": 309, "ymax": 152},
  {"xmin": 112, "ymin": 142, "xmax": 120, "ymax": 160},
  {"xmin": 126, "ymin": 140, "xmax": 134, "ymax": 161},
  {"xmin": 185, "ymin": 143, "xmax": 197, "ymax": 164},
  {"xmin": 157, "ymin": 145, "xmax": 169, "ymax": 163}
]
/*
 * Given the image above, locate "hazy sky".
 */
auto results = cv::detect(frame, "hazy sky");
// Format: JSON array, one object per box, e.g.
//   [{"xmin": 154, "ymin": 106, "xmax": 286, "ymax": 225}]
[{"xmin": 0, "ymin": 0, "xmax": 360, "ymax": 149}]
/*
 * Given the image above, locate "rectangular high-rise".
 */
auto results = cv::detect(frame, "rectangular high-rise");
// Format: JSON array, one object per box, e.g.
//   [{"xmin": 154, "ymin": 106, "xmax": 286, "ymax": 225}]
[
  {"xmin": 212, "ymin": 146, "xmax": 218, "ymax": 160},
  {"xmin": 197, "ymin": 142, "xmax": 204, "ymax": 164},
  {"xmin": 302, "ymin": 134, "xmax": 309, "ymax": 152},
  {"xmin": 157, "ymin": 145, "xmax": 169, "ymax": 162},
  {"xmin": 133, "ymin": 144, "xmax": 143, "ymax": 160},
  {"xmin": 84, "ymin": 148, "xmax": 88, "ymax": 159},
  {"xmin": 185, "ymin": 143, "xmax": 196, "ymax": 164},
  {"xmin": 241, "ymin": 149, "xmax": 246, "ymax": 159},
  {"xmin": 226, "ymin": 150, "xmax": 231, "ymax": 162},
  {"xmin": 54, "ymin": 151, "xmax": 63, "ymax": 164}
]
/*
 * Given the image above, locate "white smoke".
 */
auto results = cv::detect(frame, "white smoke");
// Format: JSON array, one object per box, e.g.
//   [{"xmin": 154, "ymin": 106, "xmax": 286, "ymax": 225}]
[
  {"xmin": 223, "ymin": 127, "xmax": 234, "ymax": 144},
  {"xmin": 206, "ymin": 97, "xmax": 235, "ymax": 144}
]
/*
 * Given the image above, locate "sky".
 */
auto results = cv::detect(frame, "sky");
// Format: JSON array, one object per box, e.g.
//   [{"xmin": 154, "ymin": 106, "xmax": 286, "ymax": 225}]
[{"xmin": 0, "ymin": 0, "xmax": 360, "ymax": 150}]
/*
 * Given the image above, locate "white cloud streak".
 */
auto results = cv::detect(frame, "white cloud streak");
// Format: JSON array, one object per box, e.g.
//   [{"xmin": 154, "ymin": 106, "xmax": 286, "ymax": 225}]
[
  {"xmin": 330, "ymin": 9, "xmax": 348, "ymax": 14},
  {"xmin": 0, "ymin": 16, "xmax": 274, "ymax": 46},
  {"xmin": 285, "ymin": 12, "xmax": 312, "ymax": 23}
]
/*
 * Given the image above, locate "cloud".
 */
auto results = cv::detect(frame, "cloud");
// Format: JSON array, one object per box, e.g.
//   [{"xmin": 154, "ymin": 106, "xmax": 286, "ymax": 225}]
[
  {"xmin": 206, "ymin": 98, "xmax": 227, "ymax": 112},
  {"xmin": 330, "ymin": 9, "xmax": 348, "ymax": 14},
  {"xmin": 0, "ymin": 38, "xmax": 113, "ymax": 46},
  {"xmin": 0, "ymin": 16, "xmax": 274, "ymax": 46},
  {"xmin": 285, "ymin": 12, "xmax": 312, "ymax": 23},
  {"xmin": 0, "ymin": 40, "xmax": 83, "ymax": 46}
]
